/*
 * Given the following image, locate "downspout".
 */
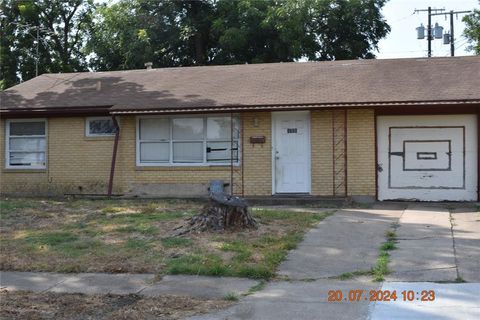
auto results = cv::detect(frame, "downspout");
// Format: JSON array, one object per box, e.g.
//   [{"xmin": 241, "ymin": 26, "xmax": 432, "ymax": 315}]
[{"xmin": 107, "ymin": 116, "xmax": 120, "ymax": 196}]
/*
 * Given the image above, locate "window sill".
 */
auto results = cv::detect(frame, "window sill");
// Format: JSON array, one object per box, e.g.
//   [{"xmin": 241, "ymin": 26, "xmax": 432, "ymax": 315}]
[
  {"xmin": 84, "ymin": 136, "xmax": 116, "ymax": 141},
  {"xmin": 135, "ymin": 165, "xmax": 236, "ymax": 171},
  {"xmin": 2, "ymin": 168, "xmax": 47, "ymax": 173}
]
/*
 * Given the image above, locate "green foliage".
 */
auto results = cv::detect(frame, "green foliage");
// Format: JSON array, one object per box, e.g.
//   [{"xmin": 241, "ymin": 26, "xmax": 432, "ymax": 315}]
[
  {"xmin": 372, "ymin": 251, "xmax": 390, "ymax": 282},
  {"xmin": 0, "ymin": 0, "xmax": 94, "ymax": 88},
  {"xmin": 246, "ymin": 281, "xmax": 267, "ymax": 294},
  {"xmin": 337, "ymin": 272, "xmax": 354, "ymax": 280},
  {"xmin": 25, "ymin": 231, "xmax": 79, "ymax": 246},
  {"xmin": 380, "ymin": 241, "xmax": 396, "ymax": 251},
  {"xmin": 373, "ymin": 230, "xmax": 397, "ymax": 281},
  {"xmin": 223, "ymin": 292, "xmax": 239, "ymax": 301},
  {"xmin": 124, "ymin": 238, "xmax": 152, "ymax": 250},
  {"xmin": 2, "ymin": 0, "xmax": 390, "ymax": 88},
  {"xmin": 0, "ymin": 198, "xmax": 35, "ymax": 217},
  {"xmin": 161, "ymin": 237, "xmax": 193, "ymax": 248},
  {"xmin": 166, "ymin": 254, "xmax": 230, "ymax": 276},
  {"xmin": 463, "ymin": 5, "xmax": 480, "ymax": 55}
]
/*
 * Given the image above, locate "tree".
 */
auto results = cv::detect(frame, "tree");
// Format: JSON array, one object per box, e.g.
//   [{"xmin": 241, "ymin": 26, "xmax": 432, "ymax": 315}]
[
  {"xmin": 86, "ymin": 0, "xmax": 152, "ymax": 70},
  {"xmin": 2, "ymin": 0, "xmax": 391, "ymax": 87},
  {"xmin": 0, "ymin": 0, "xmax": 94, "ymax": 89},
  {"xmin": 463, "ymin": 4, "xmax": 480, "ymax": 55},
  {"xmin": 299, "ymin": 0, "xmax": 391, "ymax": 60},
  {"xmin": 0, "ymin": 1, "xmax": 19, "ymax": 89},
  {"xmin": 211, "ymin": 0, "xmax": 390, "ymax": 64},
  {"xmin": 86, "ymin": 0, "xmax": 215, "ymax": 70},
  {"xmin": 86, "ymin": 0, "xmax": 390, "ymax": 70}
]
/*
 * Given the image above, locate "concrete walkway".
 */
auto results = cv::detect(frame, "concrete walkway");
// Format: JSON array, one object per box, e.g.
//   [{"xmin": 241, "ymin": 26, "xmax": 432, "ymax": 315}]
[
  {"xmin": 0, "ymin": 272, "xmax": 259, "ymax": 299},
  {"xmin": 278, "ymin": 204, "xmax": 405, "ymax": 279}
]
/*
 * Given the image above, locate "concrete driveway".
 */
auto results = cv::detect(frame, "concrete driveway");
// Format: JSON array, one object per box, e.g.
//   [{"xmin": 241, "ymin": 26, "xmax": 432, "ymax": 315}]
[
  {"xmin": 387, "ymin": 205, "xmax": 480, "ymax": 282},
  {"xmin": 190, "ymin": 204, "xmax": 480, "ymax": 320}
]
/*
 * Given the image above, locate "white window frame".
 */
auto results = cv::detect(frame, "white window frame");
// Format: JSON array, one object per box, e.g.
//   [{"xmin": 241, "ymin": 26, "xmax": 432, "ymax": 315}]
[
  {"xmin": 5, "ymin": 118, "xmax": 47, "ymax": 170},
  {"xmin": 85, "ymin": 116, "xmax": 117, "ymax": 137},
  {"xmin": 136, "ymin": 115, "xmax": 240, "ymax": 167}
]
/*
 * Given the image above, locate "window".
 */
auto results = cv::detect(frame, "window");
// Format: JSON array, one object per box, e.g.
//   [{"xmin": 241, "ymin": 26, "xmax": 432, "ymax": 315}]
[
  {"xmin": 86, "ymin": 117, "xmax": 117, "ymax": 136},
  {"xmin": 6, "ymin": 119, "xmax": 47, "ymax": 169},
  {"xmin": 137, "ymin": 116, "xmax": 240, "ymax": 166}
]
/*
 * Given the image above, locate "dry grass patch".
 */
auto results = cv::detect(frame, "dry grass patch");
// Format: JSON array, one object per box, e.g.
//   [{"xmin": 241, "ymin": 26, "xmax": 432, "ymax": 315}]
[
  {"xmin": 0, "ymin": 197, "xmax": 332, "ymax": 278},
  {"xmin": 0, "ymin": 290, "xmax": 232, "ymax": 320}
]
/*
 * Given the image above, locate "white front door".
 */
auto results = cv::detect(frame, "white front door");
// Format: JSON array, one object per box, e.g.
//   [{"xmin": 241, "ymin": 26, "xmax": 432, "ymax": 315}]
[
  {"xmin": 273, "ymin": 111, "xmax": 311, "ymax": 193},
  {"xmin": 377, "ymin": 115, "xmax": 478, "ymax": 201}
]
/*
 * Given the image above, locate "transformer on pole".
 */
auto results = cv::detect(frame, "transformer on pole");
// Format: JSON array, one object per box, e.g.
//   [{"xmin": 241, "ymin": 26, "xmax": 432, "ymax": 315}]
[{"xmin": 414, "ymin": 7, "xmax": 472, "ymax": 57}]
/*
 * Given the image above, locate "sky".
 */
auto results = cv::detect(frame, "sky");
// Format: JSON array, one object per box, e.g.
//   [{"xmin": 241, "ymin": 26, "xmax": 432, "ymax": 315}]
[{"xmin": 377, "ymin": 0, "xmax": 479, "ymax": 59}]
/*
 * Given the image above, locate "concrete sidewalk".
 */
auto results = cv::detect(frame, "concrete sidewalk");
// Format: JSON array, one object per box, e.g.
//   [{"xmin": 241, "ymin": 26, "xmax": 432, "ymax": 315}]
[
  {"xmin": 0, "ymin": 272, "xmax": 259, "ymax": 299},
  {"xmin": 189, "ymin": 280, "xmax": 480, "ymax": 320},
  {"xmin": 189, "ymin": 278, "xmax": 380, "ymax": 320}
]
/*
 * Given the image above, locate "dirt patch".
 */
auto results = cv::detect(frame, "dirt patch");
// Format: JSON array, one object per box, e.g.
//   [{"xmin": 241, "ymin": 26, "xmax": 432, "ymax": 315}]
[{"xmin": 0, "ymin": 289, "xmax": 232, "ymax": 320}]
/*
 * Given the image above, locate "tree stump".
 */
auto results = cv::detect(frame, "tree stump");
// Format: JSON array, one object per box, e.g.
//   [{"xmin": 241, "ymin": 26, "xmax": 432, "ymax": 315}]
[{"xmin": 173, "ymin": 192, "xmax": 257, "ymax": 235}]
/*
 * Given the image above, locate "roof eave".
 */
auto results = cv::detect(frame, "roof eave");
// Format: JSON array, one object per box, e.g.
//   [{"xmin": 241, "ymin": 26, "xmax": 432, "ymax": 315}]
[
  {"xmin": 110, "ymin": 100, "xmax": 480, "ymax": 115},
  {"xmin": 0, "ymin": 106, "xmax": 113, "ymax": 118},
  {"xmin": 1, "ymin": 100, "xmax": 479, "ymax": 117}
]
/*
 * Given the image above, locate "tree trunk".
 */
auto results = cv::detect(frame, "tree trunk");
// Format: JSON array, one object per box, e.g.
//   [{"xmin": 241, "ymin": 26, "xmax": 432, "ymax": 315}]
[{"xmin": 173, "ymin": 192, "xmax": 257, "ymax": 235}]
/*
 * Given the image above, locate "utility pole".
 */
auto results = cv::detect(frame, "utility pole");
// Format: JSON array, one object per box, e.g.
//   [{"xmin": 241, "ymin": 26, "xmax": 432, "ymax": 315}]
[
  {"xmin": 450, "ymin": 11, "xmax": 455, "ymax": 56},
  {"xmin": 414, "ymin": 7, "xmax": 445, "ymax": 57},
  {"xmin": 415, "ymin": 7, "xmax": 472, "ymax": 57},
  {"xmin": 427, "ymin": 7, "xmax": 432, "ymax": 57},
  {"xmin": 431, "ymin": 9, "xmax": 471, "ymax": 56}
]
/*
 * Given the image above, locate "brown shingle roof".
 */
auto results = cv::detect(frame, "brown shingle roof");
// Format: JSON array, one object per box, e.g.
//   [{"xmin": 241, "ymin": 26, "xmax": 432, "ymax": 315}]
[{"xmin": 1, "ymin": 56, "xmax": 479, "ymax": 113}]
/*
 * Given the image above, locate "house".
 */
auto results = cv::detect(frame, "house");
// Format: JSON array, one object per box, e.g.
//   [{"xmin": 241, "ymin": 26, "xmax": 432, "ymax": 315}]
[{"xmin": 1, "ymin": 56, "xmax": 479, "ymax": 202}]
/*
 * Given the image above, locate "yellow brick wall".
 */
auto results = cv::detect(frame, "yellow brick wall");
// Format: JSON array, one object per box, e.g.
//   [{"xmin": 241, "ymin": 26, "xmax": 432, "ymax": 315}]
[
  {"xmin": 242, "ymin": 112, "xmax": 272, "ymax": 196},
  {"xmin": 116, "ymin": 113, "xmax": 272, "ymax": 196},
  {"xmin": 0, "ymin": 118, "xmax": 117, "ymax": 195},
  {"xmin": 117, "ymin": 115, "xmax": 232, "ymax": 195},
  {"xmin": 1, "ymin": 109, "xmax": 376, "ymax": 197},
  {"xmin": 48, "ymin": 117, "xmax": 116, "ymax": 194},
  {"xmin": 347, "ymin": 109, "xmax": 376, "ymax": 196},
  {"xmin": 311, "ymin": 110, "xmax": 334, "ymax": 195}
]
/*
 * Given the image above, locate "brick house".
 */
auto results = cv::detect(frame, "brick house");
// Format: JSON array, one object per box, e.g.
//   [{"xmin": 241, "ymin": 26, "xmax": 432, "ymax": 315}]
[{"xmin": 1, "ymin": 57, "xmax": 479, "ymax": 201}]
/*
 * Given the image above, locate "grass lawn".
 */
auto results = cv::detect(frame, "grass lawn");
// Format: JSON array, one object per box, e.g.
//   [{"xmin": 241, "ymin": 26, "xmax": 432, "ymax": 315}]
[{"xmin": 0, "ymin": 197, "xmax": 332, "ymax": 279}]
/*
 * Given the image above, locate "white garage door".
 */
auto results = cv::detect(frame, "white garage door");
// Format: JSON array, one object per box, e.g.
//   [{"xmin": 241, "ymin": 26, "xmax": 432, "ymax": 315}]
[{"xmin": 377, "ymin": 115, "xmax": 477, "ymax": 201}]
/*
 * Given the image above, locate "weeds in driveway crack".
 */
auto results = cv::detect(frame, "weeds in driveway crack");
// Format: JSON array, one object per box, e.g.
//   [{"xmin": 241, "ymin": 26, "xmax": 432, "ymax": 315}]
[
  {"xmin": 449, "ymin": 211, "xmax": 462, "ymax": 281},
  {"xmin": 372, "ymin": 223, "xmax": 399, "ymax": 282},
  {"xmin": 335, "ymin": 270, "xmax": 372, "ymax": 280},
  {"xmin": 244, "ymin": 281, "xmax": 267, "ymax": 296},
  {"xmin": 223, "ymin": 292, "xmax": 239, "ymax": 301}
]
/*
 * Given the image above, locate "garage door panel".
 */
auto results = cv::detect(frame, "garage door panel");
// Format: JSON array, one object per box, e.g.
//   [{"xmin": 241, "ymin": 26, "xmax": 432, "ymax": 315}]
[
  {"xmin": 389, "ymin": 127, "xmax": 465, "ymax": 189},
  {"xmin": 378, "ymin": 115, "xmax": 477, "ymax": 201}
]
